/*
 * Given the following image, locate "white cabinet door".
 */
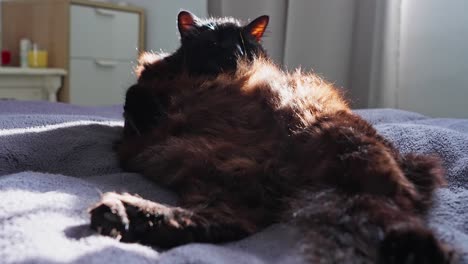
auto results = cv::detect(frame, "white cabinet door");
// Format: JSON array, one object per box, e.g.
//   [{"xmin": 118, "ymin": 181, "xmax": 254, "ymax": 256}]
[
  {"xmin": 70, "ymin": 5, "xmax": 139, "ymax": 60},
  {"xmin": 69, "ymin": 58, "xmax": 136, "ymax": 105}
]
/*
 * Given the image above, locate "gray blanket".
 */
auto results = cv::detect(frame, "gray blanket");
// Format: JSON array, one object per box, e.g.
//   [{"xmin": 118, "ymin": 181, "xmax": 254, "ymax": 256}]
[{"xmin": 0, "ymin": 100, "xmax": 467, "ymax": 263}]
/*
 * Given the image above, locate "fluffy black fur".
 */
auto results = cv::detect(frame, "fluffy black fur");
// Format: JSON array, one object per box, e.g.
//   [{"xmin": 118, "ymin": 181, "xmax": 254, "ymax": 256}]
[{"xmin": 90, "ymin": 11, "xmax": 454, "ymax": 263}]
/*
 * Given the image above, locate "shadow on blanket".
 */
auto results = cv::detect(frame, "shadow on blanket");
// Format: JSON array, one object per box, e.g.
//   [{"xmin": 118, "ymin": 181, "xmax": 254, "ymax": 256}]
[{"xmin": 0, "ymin": 122, "xmax": 123, "ymax": 177}]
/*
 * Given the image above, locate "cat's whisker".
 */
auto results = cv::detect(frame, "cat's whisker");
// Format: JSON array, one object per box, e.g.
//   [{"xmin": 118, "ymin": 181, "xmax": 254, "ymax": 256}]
[{"xmin": 239, "ymin": 32, "xmax": 247, "ymax": 58}]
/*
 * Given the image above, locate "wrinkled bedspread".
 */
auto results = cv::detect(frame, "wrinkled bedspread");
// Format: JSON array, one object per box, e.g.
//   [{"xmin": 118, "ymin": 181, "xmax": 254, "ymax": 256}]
[{"xmin": 0, "ymin": 100, "xmax": 467, "ymax": 263}]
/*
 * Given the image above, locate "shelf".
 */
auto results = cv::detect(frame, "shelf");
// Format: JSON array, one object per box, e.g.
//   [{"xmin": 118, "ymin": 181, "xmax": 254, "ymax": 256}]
[{"xmin": 0, "ymin": 67, "xmax": 67, "ymax": 76}]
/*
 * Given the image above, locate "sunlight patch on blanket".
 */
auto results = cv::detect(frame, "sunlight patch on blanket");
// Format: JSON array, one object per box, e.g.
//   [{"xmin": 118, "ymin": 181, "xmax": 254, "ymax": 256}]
[{"xmin": 0, "ymin": 120, "xmax": 124, "ymax": 137}]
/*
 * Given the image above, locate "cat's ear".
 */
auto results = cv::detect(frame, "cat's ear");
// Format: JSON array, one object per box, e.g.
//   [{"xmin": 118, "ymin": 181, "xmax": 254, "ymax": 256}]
[
  {"xmin": 178, "ymin": 11, "xmax": 198, "ymax": 37},
  {"xmin": 244, "ymin": 15, "xmax": 269, "ymax": 42}
]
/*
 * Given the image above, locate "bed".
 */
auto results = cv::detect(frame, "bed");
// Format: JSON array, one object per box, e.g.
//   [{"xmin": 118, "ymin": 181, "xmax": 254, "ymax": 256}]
[{"xmin": 0, "ymin": 100, "xmax": 467, "ymax": 263}]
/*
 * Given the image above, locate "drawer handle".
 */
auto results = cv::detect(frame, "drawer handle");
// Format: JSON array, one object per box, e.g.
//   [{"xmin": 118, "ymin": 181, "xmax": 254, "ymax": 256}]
[
  {"xmin": 95, "ymin": 8, "xmax": 115, "ymax": 17},
  {"xmin": 95, "ymin": 59, "xmax": 117, "ymax": 67}
]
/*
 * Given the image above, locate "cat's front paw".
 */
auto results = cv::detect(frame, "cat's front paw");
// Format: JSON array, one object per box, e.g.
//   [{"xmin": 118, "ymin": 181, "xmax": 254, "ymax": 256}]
[
  {"xmin": 89, "ymin": 192, "xmax": 193, "ymax": 246},
  {"xmin": 378, "ymin": 224, "xmax": 454, "ymax": 264},
  {"xmin": 89, "ymin": 192, "xmax": 138, "ymax": 242}
]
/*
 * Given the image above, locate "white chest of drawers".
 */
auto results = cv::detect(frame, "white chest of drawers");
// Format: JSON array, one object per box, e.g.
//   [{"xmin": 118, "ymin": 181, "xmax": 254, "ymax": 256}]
[
  {"xmin": 69, "ymin": 4, "xmax": 140, "ymax": 105},
  {"xmin": 1, "ymin": 0, "xmax": 145, "ymax": 105}
]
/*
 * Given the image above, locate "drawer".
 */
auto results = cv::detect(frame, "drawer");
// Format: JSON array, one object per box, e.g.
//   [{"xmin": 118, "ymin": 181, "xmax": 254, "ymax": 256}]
[
  {"xmin": 70, "ymin": 5, "xmax": 139, "ymax": 60},
  {"xmin": 69, "ymin": 58, "xmax": 137, "ymax": 105}
]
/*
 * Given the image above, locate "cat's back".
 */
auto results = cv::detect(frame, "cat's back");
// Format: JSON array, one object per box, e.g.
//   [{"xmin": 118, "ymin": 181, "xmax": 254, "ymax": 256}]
[
  {"xmin": 154, "ymin": 57, "xmax": 354, "ymax": 166},
  {"xmin": 226, "ymin": 57, "xmax": 351, "ymax": 131},
  {"xmin": 134, "ymin": 53, "xmax": 351, "ymax": 136}
]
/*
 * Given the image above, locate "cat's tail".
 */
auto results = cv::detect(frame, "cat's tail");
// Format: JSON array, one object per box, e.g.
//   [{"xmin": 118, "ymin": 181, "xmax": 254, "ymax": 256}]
[{"xmin": 399, "ymin": 153, "xmax": 446, "ymax": 212}]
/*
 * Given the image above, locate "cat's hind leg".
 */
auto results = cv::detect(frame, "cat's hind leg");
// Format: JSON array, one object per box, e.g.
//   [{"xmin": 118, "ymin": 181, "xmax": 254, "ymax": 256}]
[
  {"xmin": 295, "ymin": 113, "xmax": 420, "ymax": 208},
  {"xmin": 378, "ymin": 223, "xmax": 454, "ymax": 264},
  {"xmin": 288, "ymin": 188, "xmax": 454, "ymax": 264}
]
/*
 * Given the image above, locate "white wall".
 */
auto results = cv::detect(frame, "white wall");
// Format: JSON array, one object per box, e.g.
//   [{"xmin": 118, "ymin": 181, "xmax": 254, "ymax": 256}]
[
  {"xmin": 283, "ymin": 0, "xmax": 356, "ymax": 89},
  {"xmin": 397, "ymin": 0, "xmax": 468, "ymax": 117},
  {"xmin": 111, "ymin": 0, "xmax": 208, "ymax": 52}
]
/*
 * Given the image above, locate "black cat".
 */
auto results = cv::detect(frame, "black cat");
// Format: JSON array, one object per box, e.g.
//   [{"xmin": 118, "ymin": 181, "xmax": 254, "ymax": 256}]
[{"xmin": 90, "ymin": 11, "xmax": 454, "ymax": 263}]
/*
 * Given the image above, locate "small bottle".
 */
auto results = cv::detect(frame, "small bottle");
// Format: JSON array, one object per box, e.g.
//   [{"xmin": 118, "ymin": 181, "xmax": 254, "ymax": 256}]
[
  {"xmin": 20, "ymin": 38, "xmax": 31, "ymax": 68},
  {"xmin": 1, "ymin": 50, "xmax": 12, "ymax": 66},
  {"xmin": 28, "ymin": 43, "xmax": 48, "ymax": 68}
]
